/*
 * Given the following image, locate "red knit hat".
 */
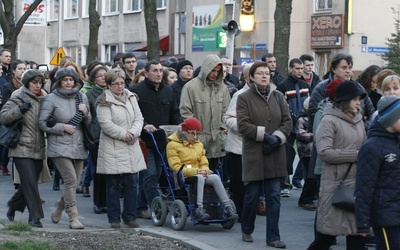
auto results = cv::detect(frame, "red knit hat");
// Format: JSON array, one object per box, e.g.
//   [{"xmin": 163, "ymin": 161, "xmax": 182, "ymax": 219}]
[
  {"xmin": 326, "ymin": 78, "xmax": 344, "ymax": 101},
  {"xmin": 181, "ymin": 117, "xmax": 202, "ymax": 131}
]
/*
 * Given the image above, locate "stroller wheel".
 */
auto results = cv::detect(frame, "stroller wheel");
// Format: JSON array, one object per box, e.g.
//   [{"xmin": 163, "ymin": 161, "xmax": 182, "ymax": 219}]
[
  {"xmin": 170, "ymin": 200, "xmax": 187, "ymax": 231},
  {"xmin": 151, "ymin": 196, "xmax": 167, "ymax": 226},
  {"xmin": 221, "ymin": 199, "xmax": 236, "ymax": 229}
]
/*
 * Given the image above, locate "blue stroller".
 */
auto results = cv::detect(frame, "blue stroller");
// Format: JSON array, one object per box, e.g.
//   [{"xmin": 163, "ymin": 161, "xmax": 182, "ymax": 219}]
[{"xmin": 146, "ymin": 126, "xmax": 236, "ymax": 231}]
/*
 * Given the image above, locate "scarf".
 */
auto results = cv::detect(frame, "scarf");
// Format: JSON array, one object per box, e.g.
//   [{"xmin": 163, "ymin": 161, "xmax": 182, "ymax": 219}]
[
  {"xmin": 257, "ymin": 85, "xmax": 271, "ymax": 101},
  {"xmin": 69, "ymin": 92, "xmax": 84, "ymax": 126}
]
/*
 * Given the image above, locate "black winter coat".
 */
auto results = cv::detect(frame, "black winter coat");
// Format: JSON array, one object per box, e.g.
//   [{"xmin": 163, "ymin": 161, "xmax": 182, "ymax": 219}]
[{"xmin": 355, "ymin": 119, "xmax": 400, "ymax": 233}]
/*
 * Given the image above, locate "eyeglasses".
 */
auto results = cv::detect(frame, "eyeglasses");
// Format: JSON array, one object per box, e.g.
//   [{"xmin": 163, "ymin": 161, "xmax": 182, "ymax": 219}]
[
  {"xmin": 181, "ymin": 66, "xmax": 193, "ymax": 71},
  {"xmin": 30, "ymin": 79, "xmax": 43, "ymax": 85},
  {"xmin": 96, "ymin": 74, "xmax": 105, "ymax": 79},
  {"xmin": 254, "ymin": 72, "xmax": 270, "ymax": 76},
  {"xmin": 223, "ymin": 63, "xmax": 232, "ymax": 66},
  {"xmin": 111, "ymin": 82, "xmax": 125, "ymax": 87}
]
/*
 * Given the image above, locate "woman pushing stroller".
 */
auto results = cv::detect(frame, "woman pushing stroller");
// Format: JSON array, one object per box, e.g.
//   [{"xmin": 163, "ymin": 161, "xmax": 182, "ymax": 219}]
[{"xmin": 166, "ymin": 117, "xmax": 238, "ymax": 222}]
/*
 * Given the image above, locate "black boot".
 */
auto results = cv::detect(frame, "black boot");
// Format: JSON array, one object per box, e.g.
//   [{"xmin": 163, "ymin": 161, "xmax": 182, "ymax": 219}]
[{"xmin": 7, "ymin": 208, "xmax": 15, "ymax": 221}]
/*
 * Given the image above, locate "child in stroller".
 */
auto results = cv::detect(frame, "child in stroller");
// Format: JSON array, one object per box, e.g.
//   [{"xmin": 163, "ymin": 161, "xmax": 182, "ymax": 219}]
[{"xmin": 166, "ymin": 117, "xmax": 238, "ymax": 222}]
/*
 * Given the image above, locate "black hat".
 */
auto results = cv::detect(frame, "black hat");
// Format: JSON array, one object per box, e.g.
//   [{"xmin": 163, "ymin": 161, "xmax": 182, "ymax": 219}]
[
  {"xmin": 135, "ymin": 60, "xmax": 146, "ymax": 75},
  {"xmin": 334, "ymin": 80, "xmax": 367, "ymax": 103},
  {"xmin": 176, "ymin": 60, "xmax": 193, "ymax": 74},
  {"xmin": 22, "ymin": 69, "xmax": 43, "ymax": 87}
]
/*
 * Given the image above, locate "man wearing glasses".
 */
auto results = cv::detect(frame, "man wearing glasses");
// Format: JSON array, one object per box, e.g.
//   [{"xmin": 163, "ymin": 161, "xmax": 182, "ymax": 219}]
[
  {"xmin": 122, "ymin": 53, "xmax": 137, "ymax": 88},
  {"xmin": 221, "ymin": 56, "xmax": 240, "ymax": 89}
]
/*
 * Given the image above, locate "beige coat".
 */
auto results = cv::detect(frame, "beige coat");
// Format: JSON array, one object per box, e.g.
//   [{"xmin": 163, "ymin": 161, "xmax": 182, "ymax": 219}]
[
  {"xmin": 96, "ymin": 89, "xmax": 146, "ymax": 174},
  {"xmin": 315, "ymin": 103, "xmax": 366, "ymax": 236}
]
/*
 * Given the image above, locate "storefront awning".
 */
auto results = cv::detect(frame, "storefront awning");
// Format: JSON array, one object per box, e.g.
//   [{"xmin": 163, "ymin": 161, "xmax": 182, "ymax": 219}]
[{"xmin": 130, "ymin": 35, "xmax": 169, "ymax": 51}]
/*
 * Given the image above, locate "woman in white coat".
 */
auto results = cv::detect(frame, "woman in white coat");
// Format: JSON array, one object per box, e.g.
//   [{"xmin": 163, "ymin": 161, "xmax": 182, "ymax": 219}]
[{"xmin": 96, "ymin": 69, "xmax": 146, "ymax": 229}]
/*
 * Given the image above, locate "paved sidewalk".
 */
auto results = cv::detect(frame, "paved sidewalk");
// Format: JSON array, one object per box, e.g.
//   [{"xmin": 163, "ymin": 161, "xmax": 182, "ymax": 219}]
[{"xmin": 0, "ymin": 171, "xmax": 358, "ymax": 249}]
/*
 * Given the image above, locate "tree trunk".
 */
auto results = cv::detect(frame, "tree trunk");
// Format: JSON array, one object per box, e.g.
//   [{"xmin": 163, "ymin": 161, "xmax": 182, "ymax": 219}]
[
  {"xmin": 0, "ymin": 0, "xmax": 43, "ymax": 57},
  {"xmin": 143, "ymin": 0, "xmax": 160, "ymax": 61},
  {"xmin": 86, "ymin": 0, "xmax": 101, "ymax": 64},
  {"xmin": 273, "ymin": 0, "xmax": 292, "ymax": 77}
]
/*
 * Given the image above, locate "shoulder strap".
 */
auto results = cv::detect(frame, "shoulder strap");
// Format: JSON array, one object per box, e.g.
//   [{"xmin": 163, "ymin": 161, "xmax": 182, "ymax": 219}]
[
  {"xmin": 342, "ymin": 163, "xmax": 353, "ymax": 180},
  {"xmin": 273, "ymin": 90, "xmax": 280, "ymax": 109}
]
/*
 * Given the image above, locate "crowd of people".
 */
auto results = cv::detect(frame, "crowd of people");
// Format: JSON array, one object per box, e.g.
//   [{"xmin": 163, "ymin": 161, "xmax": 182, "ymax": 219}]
[{"xmin": 1, "ymin": 47, "xmax": 400, "ymax": 249}]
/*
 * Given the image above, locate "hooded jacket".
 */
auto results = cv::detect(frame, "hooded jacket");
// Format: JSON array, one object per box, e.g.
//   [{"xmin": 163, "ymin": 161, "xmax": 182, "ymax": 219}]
[
  {"xmin": 356, "ymin": 119, "xmax": 400, "ymax": 233},
  {"xmin": 179, "ymin": 54, "xmax": 231, "ymax": 159}
]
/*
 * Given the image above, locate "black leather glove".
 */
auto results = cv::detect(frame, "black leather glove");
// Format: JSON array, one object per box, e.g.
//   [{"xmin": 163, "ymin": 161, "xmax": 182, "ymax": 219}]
[
  {"xmin": 46, "ymin": 115, "xmax": 57, "ymax": 128},
  {"xmin": 19, "ymin": 102, "xmax": 31, "ymax": 114},
  {"xmin": 263, "ymin": 133, "xmax": 281, "ymax": 155}
]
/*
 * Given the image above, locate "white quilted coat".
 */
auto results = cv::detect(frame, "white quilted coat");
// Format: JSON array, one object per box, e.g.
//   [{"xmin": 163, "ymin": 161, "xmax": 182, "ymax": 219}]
[{"xmin": 96, "ymin": 89, "xmax": 146, "ymax": 174}]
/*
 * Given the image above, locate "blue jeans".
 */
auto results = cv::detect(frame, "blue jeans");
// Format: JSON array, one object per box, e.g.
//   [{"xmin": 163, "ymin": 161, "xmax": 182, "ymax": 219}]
[
  {"xmin": 106, "ymin": 173, "xmax": 138, "ymax": 223},
  {"xmin": 83, "ymin": 153, "xmax": 95, "ymax": 187},
  {"xmin": 292, "ymin": 161, "xmax": 303, "ymax": 185},
  {"xmin": 137, "ymin": 149, "xmax": 163, "ymax": 211},
  {"xmin": 241, "ymin": 178, "xmax": 281, "ymax": 243}
]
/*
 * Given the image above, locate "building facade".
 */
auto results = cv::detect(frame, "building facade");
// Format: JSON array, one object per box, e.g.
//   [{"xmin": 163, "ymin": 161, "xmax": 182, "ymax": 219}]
[{"xmin": 7, "ymin": 0, "xmax": 399, "ymax": 77}]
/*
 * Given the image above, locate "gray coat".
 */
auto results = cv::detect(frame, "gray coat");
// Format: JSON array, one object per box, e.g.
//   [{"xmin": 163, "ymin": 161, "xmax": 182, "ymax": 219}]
[
  {"xmin": 315, "ymin": 103, "xmax": 366, "ymax": 236},
  {"xmin": 236, "ymin": 83, "xmax": 292, "ymax": 182},
  {"xmin": 39, "ymin": 87, "xmax": 91, "ymax": 159},
  {"xmin": 0, "ymin": 87, "xmax": 46, "ymax": 160}
]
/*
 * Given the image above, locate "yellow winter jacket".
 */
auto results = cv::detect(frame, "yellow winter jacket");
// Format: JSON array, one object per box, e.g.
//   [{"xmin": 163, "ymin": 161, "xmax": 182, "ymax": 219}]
[{"xmin": 166, "ymin": 131, "xmax": 210, "ymax": 177}]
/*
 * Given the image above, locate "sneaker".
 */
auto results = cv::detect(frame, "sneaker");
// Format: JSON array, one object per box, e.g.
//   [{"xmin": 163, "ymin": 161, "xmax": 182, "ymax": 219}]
[
  {"xmin": 194, "ymin": 207, "xmax": 210, "ymax": 221},
  {"xmin": 242, "ymin": 233, "xmax": 253, "ymax": 242},
  {"xmin": 225, "ymin": 206, "xmax": 239, "ymax": 220},
  {"xmin": 298, "ymin": 202, "xmax": 317, "ymax": 211},
  {"xmin": 293, "ymin": 182, "xmax": 303, "ymax": 189},
  {"xmin": 136, "ymin": 209, "xmax": 151, "ymax": 219},
  {"xmin": 110, "ymin": 223, "xmax": 120, "ymax": 229},
  {"xmin": 280, "ymin": 189, "xmax": 290, "ymax": 197},
  {"xmin": 124, "ymin": 220, "xmax": 139, "ymax": 228},
  {"xmin": 267, "ymin": 240, "xmax": 286, "ymax": 248}
]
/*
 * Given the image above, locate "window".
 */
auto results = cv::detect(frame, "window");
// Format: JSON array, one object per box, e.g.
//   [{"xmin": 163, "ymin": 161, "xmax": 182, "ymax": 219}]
[
  {"xmin": 82, "ymin": 0, "xmax": 99, "ymax": 18},
  {"xmin": 105, "ymin": 44, "xmax": 118, "ymax": 62},
  {"xmin": 48, "ymin": 0, "xmax": 59, "ymax": 21},
  {"xmin": 65, "ymin": 0, "xmax": 79, "ymax": 18},
  {"xmin": 156, "ymin": 0, "xmax": 166, "ymax": 10},
  {"xmin": 104, "ymin": 0, "xmax": 118, "ymax": 14},
  {"xmin": 315, "ymin": 0, "xmax": 332, "ymax": 12},
  {"xmin": 124, "ymin": 0, "xmax": 142, "ymax": 12}
]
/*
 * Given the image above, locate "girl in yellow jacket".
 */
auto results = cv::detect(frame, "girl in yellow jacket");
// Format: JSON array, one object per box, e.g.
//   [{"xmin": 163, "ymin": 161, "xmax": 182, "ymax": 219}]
[{"xmin": 166, "ymin": 117, "xmax": 238, "ymax": 222}]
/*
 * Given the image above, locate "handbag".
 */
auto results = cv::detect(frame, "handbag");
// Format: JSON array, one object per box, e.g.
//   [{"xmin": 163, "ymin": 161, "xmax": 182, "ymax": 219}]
[
  {"xmin": 332, "ymin": 163, "xmax": 355, "ymax": 212},
  {"xmin": 0, "ymin": 96, "xmax": 25, "ymax": 148},
  {"xmin": 0, "ymin": 120, "xmax": 22, "ymax": 148}
]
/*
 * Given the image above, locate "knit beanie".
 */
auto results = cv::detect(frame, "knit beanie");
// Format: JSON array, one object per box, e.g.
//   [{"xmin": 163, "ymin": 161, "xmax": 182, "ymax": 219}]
[
  {"xmin": 326, "ymin": 78, "xmax": 344, "ymax": 100},
  {"xmin": 55, "ymin": 68, "xmax": 79, "ymax": 83},
  {"xmin": 22, "ymin": 69, "xmax": 43, "ymax": 87},
  {"xmin": 135, "ymin": 60, "xmax": 146, "ymax": 75},
  {"xmin": 176, "ymin": 60, "xmax": 193, "ymax": 74},
  {"xmin": 377, "ymin": 95, "xmax": 400, "ymax": 128},
  {"xmin": 334, "ymin": 80, "xmax": 366, "ymax": 103},
  {"xmin": 181, "ymin": 117, "xmax": 202, "ymax": 131}
]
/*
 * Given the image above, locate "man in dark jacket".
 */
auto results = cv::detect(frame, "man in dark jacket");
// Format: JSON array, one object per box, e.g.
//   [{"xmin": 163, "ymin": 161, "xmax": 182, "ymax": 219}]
[
  {"xmin": 130, "ymin": 60, "xmax": 183, "ymax": 219},
  {"xmin": 277, "ymin": 58, "xmax": 311, "ymax": 196},
  {"xmin": 0, "ymin": 49, "xmax": 12, "ymax": 84},
  {"xmin": 299, "ymin": 54, "xmax": 320, "ymax": 92},
  {"xmin": 122, "ymin": 53, "xmax": 137, "ymax": 88},
  {"xmin": 308, "ymin": 53, "xmax": 375, "ymax": 132},
  {"xmin": 262, "ymin": 53, "xmax": 285, "ymax": 86},
  {"xmin": 171, "ymin": 59, "xmax": 193, "ymax": 106}
]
